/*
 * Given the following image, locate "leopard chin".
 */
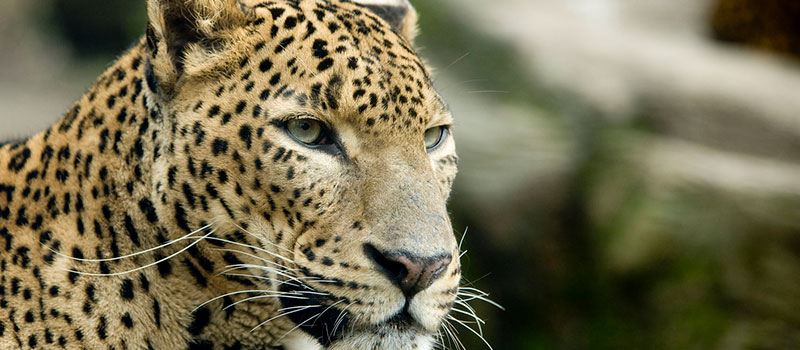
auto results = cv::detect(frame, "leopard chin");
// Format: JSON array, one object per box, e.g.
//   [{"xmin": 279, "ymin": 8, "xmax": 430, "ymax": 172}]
[{"xmin": 283, "ymin": 327, "xmax": 435, "ymax": 350}]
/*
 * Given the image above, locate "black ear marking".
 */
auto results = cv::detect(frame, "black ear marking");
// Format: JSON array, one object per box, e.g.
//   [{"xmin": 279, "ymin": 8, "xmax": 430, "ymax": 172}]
[
  {"xmin": 160, "ymin": 13, "xmax": 203, "ymax": 75},
  {"xmin": 352, "ymin": 0, "xmax": 418, "ymax": 41},
  {"xmin": 361, "ymin": 4, "xmax": 409, "ymax": 34}
]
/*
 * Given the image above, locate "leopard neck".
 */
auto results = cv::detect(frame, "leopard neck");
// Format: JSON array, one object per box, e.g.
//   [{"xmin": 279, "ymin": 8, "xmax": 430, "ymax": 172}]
[{"xmin": 0, "ymin": 37, "xmax": 174, "ymax": 257}]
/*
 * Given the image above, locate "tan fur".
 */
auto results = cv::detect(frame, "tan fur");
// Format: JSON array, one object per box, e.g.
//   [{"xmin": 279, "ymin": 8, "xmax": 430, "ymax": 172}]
[{"xmin": 0, "ymin": 1, "xmax": 460, "ymax": 349}]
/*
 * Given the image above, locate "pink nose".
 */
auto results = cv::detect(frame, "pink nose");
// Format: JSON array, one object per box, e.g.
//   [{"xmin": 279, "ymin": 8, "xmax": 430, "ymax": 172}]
[{"xmin": 365, "ymin": 244, "xmax": 452, "ymax": 297}]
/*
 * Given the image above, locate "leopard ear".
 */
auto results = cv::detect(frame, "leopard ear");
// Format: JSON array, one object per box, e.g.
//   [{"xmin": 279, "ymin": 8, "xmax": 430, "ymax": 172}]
[
  {"xmin": 145, "ymin": 0, "xmax": 251, "ymax": 94},
  {"xmin": 352, "ymin": 0, "xmax": 419, "ymax": 42}
]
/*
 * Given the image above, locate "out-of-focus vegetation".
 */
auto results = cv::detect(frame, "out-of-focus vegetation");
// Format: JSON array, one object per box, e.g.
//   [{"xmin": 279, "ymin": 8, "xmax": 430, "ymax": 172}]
[{"xmin": 2, "ymin": 0, "xmax": 800, "ymax": 349}]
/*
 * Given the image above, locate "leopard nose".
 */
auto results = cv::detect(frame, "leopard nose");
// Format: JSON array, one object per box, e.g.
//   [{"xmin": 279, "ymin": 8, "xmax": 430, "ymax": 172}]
[{"xmin": 364, "ymin": 244, "xmax": 452, "ymax": 297}]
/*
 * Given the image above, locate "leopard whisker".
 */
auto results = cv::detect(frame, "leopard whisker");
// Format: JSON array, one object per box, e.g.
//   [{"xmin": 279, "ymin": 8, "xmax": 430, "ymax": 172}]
[
  {"xmin": 331, "ymin": 301, "xmax": 355, "ymax": 337},
  {"xmin": 457, "ymin": 226, "xmax": 468, "ymax": 254},
  {"xmin": 192, "ymin": 289, "xmax": 276, "ymax": 313},
  {"xmin": 456, "ymin": 289, "xmax": 504, "ymax": 310},
  {"xmin": 277, "ymin": 299, "xmax": 345, "ymax": 343},
  {"xmin": 225, "ymin": 293, "xmax": 309, "ymax": 311},
  {"xmin": 232, "ymin": 222, "xmax": 295, "ymax": 255},
  {"xmin": 447, "ymin": 315, "xmax": 493, "ymax": 350},
  {"xmin": 441, "ymin": 319, "xmax": 466, "ymax": 350},
  {"xmin": 212, "ymin": 247, "xmax": 291, "ymax": 269},
  {"xmin": 219, "ymin": 264, "xmax": 306, "ymax": 285},
  {"xmin": 62, "ymin": 229, "xmax": 216, "ymax": 277},
  {"xmin": 45, "ymin": 223, "xmax": 214, "ymax": 263},
  {"xmin": 450, "ymin": 307, "xmax": 485, "ymax": 326},
  {"xmin": 250, "ymin": 305, "xmax": 322, "ymax": 333},
  {"xmin": 202, "ymin": 235, "xmax": 295, "ymax": 265}
]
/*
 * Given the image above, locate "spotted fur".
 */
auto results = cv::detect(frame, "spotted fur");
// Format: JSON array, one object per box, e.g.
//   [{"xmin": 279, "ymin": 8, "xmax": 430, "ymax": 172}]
[{"xmin": 0, "ymin": 0, "xmax": 466, "ymax": 349}]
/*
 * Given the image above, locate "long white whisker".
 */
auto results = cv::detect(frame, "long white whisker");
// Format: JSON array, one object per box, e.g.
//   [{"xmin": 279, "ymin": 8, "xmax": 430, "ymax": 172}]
[
  {"xmin": 456, "ymin": 291, "xmax": 504, "ymax": 310},
  {"xmin": 226, "ymin": 293, "xmax": 307, "ymax": 310},
  {"xmin": 232, "ymin": 222, "xmax": 295, "ymax": 255},
  {"xmin": 62, "ymin": 229, "xmax": 215, "ymax": 277},
  {"xmin": 331, "ymin": 301, "xmax": 355, "ymax": 336},
  {"xmin": 458, "ymin": 227, "xmax": 469, "ymax": 253},
  {"xmin": 203, "ymin": 236, "xmax": 295, "ymax": 265},
  {"xmin": 212, "ymin": 247, "xmax": 290, "ymax": 269},
  {"xmin": 447, "ymin": 316, "xmax": 493, "ymax": 350},
  {"xmin": 192, "ymin": 289, "xmax": 273, "ymax": 313},
  {"xmin": 250, "ymin": 305, "xmax": 321, "ymax": 333},
  {"xmin": 219, "ymin": 264, "xmax": 307, "ymax": 285},
  {"xmin": 46, "ymin": 224, "xmax": 213, "ymax": 262}
]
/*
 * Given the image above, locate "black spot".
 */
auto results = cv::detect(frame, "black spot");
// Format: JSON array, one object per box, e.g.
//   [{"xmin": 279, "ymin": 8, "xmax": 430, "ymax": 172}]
[
  {"xmin": 312, "ymin": 39, "xmax": 329, "ymax": 58},
  {"xmin": 259, "ymin": 89, "xmax": 271, "ymax": 100},
  {"xmin": 174, "ymin": 202, "xmax": 190, "ymax": 232},
  {"xmin": 269, "ymin": 73, "xmax": 282, "ymax": 86},
  {"xmin": 238, "ymin": 125, "xmax": 253, "ymax": 149},
  {"xmin": 317, "ymin": 58, "xmax": 334, "ymax": 72},
  {"xmin": 124, "ymin": 215, "xmax": 141, "ymax": 246},
  {"xmin": 183, "ymin": 258, "xmax": 207, "ymax": 287},
  {"xmin": 189, "ymin": 341, "xmax": 215, "ymax": 350},
  {"xmin": 138, "ymin": 198, "xmax": 159, "ymax": 223},
  {"xmin": 121, "ymin": 313, "xmax": 134, "ymax": 328},
  {"xmin": 188, "ymin": 307, "xmax": 211, "ymax": 335},
  {"xmin": 120, "ymin": 279, "xmax": 135, "ymax": 300},
  {"xmin": 269, "ymin": 8, "xmax": 285, "ymax": 20},
  {"xmin": 302, "ymin": 246, "xmax": 316, "ymax": 261},
  {"xmin": 212, "ymin": 139, "xmax": 229, "ymax": 156},
  {"xmin": 235, "ymin": 101, "xmax": 247, "ymax": 114},
  {"xmin": 153, "ymin": 299, "xmax": 162, "ymax": 328},
  {"xmin": 275, "ymin": 36, "xmax": 295, "ymax": 53},
  {"xmin": 208, "ymin": 105, "xmax": 221, "ymax": 118},
  {"xmin": 259, "ymin": 59, "xmax": 273, "ymax": 72},
  {"xmin": 284, "ymin": 16, "xmax": 298, "ymax": 29},
  {"xmin": 97, "ymin": 316, "xmax": 108, "ymax": 339},
  {"xmin": 155, "ymin": 253, "xmax": 172, "ymax": 277}
]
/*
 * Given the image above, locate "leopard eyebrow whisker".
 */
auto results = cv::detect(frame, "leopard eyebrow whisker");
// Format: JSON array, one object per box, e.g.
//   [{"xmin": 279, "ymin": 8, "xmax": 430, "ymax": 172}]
[
  {"xmin": 61, "ymin": 229, "xmax": 216, "ymax": 277},
  {"xmin": 44, "ymin": 223, "xmax": 214, "ymax": 263}
]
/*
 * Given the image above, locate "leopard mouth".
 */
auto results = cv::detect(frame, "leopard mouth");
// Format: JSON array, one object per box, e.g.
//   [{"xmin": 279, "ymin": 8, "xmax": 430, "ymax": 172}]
[{"xmin": 278, "ymin": 283, "xmax": 429, "ymax": 347}]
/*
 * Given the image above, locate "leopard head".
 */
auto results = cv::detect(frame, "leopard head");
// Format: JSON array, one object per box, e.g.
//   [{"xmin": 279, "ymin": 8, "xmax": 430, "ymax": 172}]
[{"xmin": 144, "ymin": 0, "xmax": 460, "ymax": 348}]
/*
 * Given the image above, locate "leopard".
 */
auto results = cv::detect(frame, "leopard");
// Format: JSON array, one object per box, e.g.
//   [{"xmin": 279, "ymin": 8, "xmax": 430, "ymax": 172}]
[{"xmin": 0, "ymin": 0, "xmax": 479, "ymax": 349}]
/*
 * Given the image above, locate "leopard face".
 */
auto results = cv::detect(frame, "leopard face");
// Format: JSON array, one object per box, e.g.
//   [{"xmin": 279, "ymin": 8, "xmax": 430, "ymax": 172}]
[{"xmin": 147, "ymin": 0, "xmax": 460, "ymax": 348}]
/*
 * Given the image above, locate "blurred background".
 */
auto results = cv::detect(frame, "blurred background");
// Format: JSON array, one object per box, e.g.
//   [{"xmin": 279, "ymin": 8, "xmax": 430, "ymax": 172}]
[{"xmin": 2, "ymin": 0, "xmax": 800, "ymax": 349}]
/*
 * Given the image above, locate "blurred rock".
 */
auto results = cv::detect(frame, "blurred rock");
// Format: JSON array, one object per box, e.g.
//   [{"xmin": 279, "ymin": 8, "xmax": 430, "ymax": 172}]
[{"xmin": 711, "ymin": 0, "xmax": 800, "ymax": 59}]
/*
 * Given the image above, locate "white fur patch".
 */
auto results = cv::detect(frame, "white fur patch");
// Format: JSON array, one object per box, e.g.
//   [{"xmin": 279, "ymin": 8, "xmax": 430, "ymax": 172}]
[{"xmin": 282, "ymin": 331, "xmax": 324, "ymax": 350}]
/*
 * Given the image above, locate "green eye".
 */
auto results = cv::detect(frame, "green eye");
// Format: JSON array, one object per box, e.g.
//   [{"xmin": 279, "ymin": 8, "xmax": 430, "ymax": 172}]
[
  {"xmin": 287, "ymin": 118, "xmax": 327, "ymax": 145},
  {"xmin": 424, "ymin": 126, "xmax": 448, "ymax": 151}
]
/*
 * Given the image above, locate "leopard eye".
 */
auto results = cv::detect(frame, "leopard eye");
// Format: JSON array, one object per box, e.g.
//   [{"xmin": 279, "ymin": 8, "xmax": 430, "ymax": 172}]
[
  {"xmin": 286, "ymin": 118, "xmax": 328, "ymax": 145},
  {"xmin": 424, "ymin": 126, "xmax": 448, "ymax": 151}
]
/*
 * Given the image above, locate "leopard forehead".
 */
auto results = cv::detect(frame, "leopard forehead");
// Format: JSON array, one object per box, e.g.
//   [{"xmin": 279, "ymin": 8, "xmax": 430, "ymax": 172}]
[{"xmin": 169, "ymin": 0, "xmax": 452, "ymax": 137}]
